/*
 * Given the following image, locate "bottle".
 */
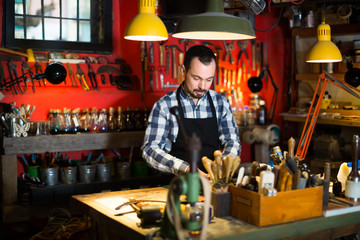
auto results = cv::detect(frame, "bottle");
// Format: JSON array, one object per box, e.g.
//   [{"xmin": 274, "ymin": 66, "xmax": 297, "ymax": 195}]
[
  {"xmin": 71, "ymin": 108, "xmax": 81, "ymax": 134},
  {"xmin": 242, "ymin": 106, "xmax": 248, "ymax": 126},
  {"xmin": 50, "ymin": 109, "xmax": 62, "ymax": 135},
  {"xmin": 143, "ymin": 107, "xmax": 150, "ymax": 130},
  {"xmin": 63, "ymin": 108, "xmax": 73, "ymax": 134},
  {"xmin": 117, "ymin": 106, "xmax": 126, "ymax": 132},
  {"xmin": 80, "ymin": 108, "xmax": 91, "ymax": 132},
  {"xmin": 258, "ymin": 100, "xmax": 267, "ymax": 125},
  {"xmin": 307, "ymin": 10, "xmax": 315, "ymax": 28},
  {"xmin": 246, "ymin": 109, "xmax": 255, "ymax": 126},
  {"xmin": 108, "ymin": 107, "xmax": 117, "ymax": 132},
  {"xmin": 133, "ymin": 107, "xmax": 143, "ymax": 131},
  {"xmin": 125, "ymin": 107, "xmax": 135, "ymax": 131},
  {"xmin": 98, "ymin": 108, "xmax": 108, "ymax": 132},
  {"xmin": 90, "ymin": 107, "xmax": 99, "ymax": 132},
  {"xmin": 345, "ymin": 135, "xmax": 360, "ymax": 201}
]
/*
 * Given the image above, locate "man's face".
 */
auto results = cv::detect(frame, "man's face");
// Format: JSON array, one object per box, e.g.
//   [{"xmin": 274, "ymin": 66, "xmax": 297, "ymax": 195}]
[{"xmin": 183, "ymin": 57, "xmax": 216, "ymax": 99}]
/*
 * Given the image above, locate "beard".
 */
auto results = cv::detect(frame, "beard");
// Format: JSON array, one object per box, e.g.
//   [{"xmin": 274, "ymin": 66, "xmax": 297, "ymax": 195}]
[{"xmin": 191, "ymin": 89, "xmax": 207, "ymax": 99}]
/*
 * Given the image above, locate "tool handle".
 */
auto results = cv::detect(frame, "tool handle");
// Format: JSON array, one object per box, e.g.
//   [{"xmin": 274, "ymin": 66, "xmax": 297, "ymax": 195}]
[
  {"xmin": 172, "ymin": 48, "xmax": 177, "ymax": 79},
  {"xmin": 159, "ymin": 45, "xmax": 165, "ymax": 66},
  {"xmin": 288, "ymin": 137, "xmax": 296, "ymax": 159},
  {"xmin": 0, "ymin": 47, "xmax": 28, "ymax": 58},
  {"xmin": 202, "ymin": 157, "xmax": 215, "ymax": 182}
]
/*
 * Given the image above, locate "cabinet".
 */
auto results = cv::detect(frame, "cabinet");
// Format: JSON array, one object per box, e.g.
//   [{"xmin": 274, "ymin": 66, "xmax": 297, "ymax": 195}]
[{"xmin": 0, "ymin": 131, "xmax": 171, "ymax": 223}]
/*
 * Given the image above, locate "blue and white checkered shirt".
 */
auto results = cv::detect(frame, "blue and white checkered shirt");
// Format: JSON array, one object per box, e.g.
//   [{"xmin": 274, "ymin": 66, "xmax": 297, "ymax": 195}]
[{"xmin": 141, "ymin": 86, "xmax": 241, "ymax": 175}]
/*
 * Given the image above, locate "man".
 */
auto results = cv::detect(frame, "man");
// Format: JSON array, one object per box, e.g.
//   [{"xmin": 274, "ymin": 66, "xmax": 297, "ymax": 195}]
[{"xmin": 141, "ymin": 45, "xmax": 240, "ymax": 176}]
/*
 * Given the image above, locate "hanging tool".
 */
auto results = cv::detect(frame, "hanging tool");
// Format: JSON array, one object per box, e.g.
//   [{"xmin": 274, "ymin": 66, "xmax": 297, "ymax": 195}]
[
  {"xmin": 166, "ymin": 51, "xmax": 170, "ymax": 75},
  {"xmin": 237, "ymin": 40, "xmax": 249, "ymax": 66},
  {"xmin": 86, "ymin": 61, "xmax": 98, "ymax": 90},
  {"xmin": 165, "ymin": 45, "xmax": 183, "ymax": 79},
  {"xmin": 148, "ymin": 65, "xmax": 155, "ymax": 92},
  {"xmin": 178, "ymin": 39, "xmax": 198, "ymax": 52},
  {"xmin": 8, "ymin": 61, "xmax": 25, "ymax": 94},
  {"xmin": 67, "ymin": 63, "xmax": 78, "ymax": 87},
  {"xmin": 140, "ymin": 41, "xmax": 147, "ymax": 101},
  {"xmin": 149, "ymin": 42, "xmax": 154, "ymax": 64},
  {"xmin": 159, "ymin": 42, "xmax": 166, "ymax": 90},
  {"xmin": 97, "ymin": 65, "xmax": 121, "ymax": 86},
  {"xmin": 223, "ymin": 40, "xmax": 235, "ymax": 64},
  {"xmin": 22, "ymin": 62, "xmax": 35, "ymax": 93},
  {"xmin": 76, "ymin": 63, "xmax": 90, "ymax": 91},
  {"xmin": 215, "ymin": 47, "xmax": 222, "ymax": 86},
  {"xmin": 35, "ymin": 62, "xmax": 46, "ymax": 87}
]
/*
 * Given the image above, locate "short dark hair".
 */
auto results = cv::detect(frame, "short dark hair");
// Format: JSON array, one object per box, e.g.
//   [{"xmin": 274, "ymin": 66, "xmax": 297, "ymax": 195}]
[{"xmin": 183, "ymin": 45, "xmax": 216, "ymax": 70}]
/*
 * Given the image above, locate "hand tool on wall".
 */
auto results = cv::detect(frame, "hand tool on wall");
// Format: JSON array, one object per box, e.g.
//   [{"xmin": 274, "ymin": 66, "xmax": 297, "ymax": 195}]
[
  {"xmin": 237, "ymin": 40, "xmax": 249, "ymax": 66},
  {"xmin": 251, "ymin": 39, "xmax": 256, "ymax": 71},
  {"xmin": 165, "ymin": 51, "xmax": 170, "ymax": 75},
  {"xmin": 158, "ymin": 42, "xmax": 166, "ymax": 89},
  {"xmin": 148, "ymin": 65, "xmax": 155, "ymax": 92},
  {"xmin": 76, "ymin": 63, "xmax": 90, "ymax": 91},
  {"xmin": 140, "ymin": 41, "xmax": 147, "ymax": 101},
  {"xmin": 165, "ymin": 45, "xmax": 183, "ymax": 79},
  {"xmin": 0, "ymin": 47, "xmax": 35, "ymax": 62},
  {"xmin": 97, "ymin": 65, "xmax": 121, "ymax": 86},
  {"xmin": 35, "ymin": 62, "xmax": 46, "ymax": 86},
  {"xmin": 8, "ymin": 61, "xmax": 25, "ymax": 94},
  {"xmin": 149, "ymin": 42, "xmax": 154, "ymax": 64},
  {"xmin": 67, "ymin": 63, "xmax": 78, "ymax": 87},
  {"xmin": 86, "ymin": 62, "xmax": 98, "ymax": 90},
  {"xmin": 222, "ymin": 40, "xmax": 235, "ymax": 65},
  {"xmin": 200, "ymin": 41, "xmax": 214, "ymax": 48},
  {"xmin": 215, "ymin": 47, "xmax": 222, "ymax": 85},
  {"xmin": 177, "ymin": 52, "xmax": 184, "ymax": 84},
  {"xmin": 22, "ymin": 62, "xmax": 35, "ymax": 93},
  {"xmin": 178, "ymin": 39, "xmax": 197, "ymax": 52}
]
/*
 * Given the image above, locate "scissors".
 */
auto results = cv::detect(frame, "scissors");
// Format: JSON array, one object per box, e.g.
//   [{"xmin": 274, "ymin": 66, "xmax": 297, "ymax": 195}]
[
  {"xmin": 67, "ymin": 63, "xmax": 78, "ymax": 87},
  {"xmin": 76, "ymin": 64, "xmax": 90, "ymax": 91}
]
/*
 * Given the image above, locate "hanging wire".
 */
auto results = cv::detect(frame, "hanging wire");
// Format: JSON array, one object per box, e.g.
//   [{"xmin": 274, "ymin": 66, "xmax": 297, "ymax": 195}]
[
  {"xmin": 289, "ymin": 0, "xmax": 305, "ymax": 4},
  {"xmin": 253, "ymin": 6, "xmax": 284, "ymax": 32}
]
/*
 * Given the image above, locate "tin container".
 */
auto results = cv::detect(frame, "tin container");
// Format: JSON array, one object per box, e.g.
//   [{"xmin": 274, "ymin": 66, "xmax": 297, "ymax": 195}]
[
  {"xmin": 96, "ymin": 163, "xmax": 111, "ymax": 182},
  {"xmin": 40, "ymin": 167, "xmax": 59, "ymax": 186},
  {"xmin": 60, "ymin": 166, "xmax": 77, "ymax": 184},
  {"xmin": 79, "ymin": 165, "xmax": 96, "ymax": 183}
]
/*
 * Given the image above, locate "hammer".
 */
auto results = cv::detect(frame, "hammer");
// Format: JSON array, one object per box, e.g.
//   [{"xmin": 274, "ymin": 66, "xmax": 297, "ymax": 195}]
[
  {"xmin": 165, "ymin": 45, "xmax": 183, "ymax": 79},
  {"xmin": 178, "ymin": 39, "xmax": 198, "ymax": 52}
]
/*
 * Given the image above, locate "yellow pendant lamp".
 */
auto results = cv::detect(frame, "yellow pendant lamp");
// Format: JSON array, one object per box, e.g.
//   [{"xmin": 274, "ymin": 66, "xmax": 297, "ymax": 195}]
[
  {"xmin": 124, "ymin": 0, "xmax": 168, "ymax": 41},
  {"xmin": 306, "ymin": 21, "xmax": 342, "ymax": 63}
]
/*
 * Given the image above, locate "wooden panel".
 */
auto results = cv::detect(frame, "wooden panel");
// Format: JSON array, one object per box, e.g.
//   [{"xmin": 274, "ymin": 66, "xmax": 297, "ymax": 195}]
[
  {"xmin": 1, "ymin": 131, "xmax": 145, "ymax": 155},
  {"xmin": 0, "ymin": 155, "xmax": 17, "ymax": 205}
]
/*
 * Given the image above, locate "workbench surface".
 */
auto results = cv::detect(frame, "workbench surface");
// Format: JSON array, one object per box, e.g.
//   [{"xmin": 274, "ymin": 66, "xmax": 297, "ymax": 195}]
[{"xmin": 70, "ymin": 187, "xmax": 360, "ymax": 240}]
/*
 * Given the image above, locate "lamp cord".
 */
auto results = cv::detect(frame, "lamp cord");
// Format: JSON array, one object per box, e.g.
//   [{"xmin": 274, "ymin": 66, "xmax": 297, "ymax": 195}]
[{"xmin": 253, "ymin": 5, "xmax": 283, "ymax": 32}]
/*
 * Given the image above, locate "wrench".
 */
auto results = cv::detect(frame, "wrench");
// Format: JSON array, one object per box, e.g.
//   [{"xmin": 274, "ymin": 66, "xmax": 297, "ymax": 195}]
[{"xmin": 8, "ymin": 61, "xmax": 25, "ymax": 94}]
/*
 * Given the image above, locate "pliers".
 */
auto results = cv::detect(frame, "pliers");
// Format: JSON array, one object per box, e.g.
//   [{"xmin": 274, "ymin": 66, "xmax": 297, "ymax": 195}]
[
  {"xmin": 35, "ymin": 62, "xmax": 46, "ymax": 87},
  {"xmin": 237, "ymin": 40, "xmax": 249, "ymax": 66},
  {"xmin": 76, "ymin": 64, "xmax": 90, "ymax": 91},
  {"xmin": 8, "ymin": 61, "xmax": 25, "ymax": 94},
  {"xmin": 67, "ymin": 63, "xmax": 78, "ymax": 87},
  {"xmin": 223, "ymin": 40, "xmax": 235, "ymax": 64},
  {"xmin": 22, "ymin": 62, "xmax": 35, "ymax": 93},
  {"xmin": 86, "ymin": 62, "xmax": 97, "ymax": 90}
]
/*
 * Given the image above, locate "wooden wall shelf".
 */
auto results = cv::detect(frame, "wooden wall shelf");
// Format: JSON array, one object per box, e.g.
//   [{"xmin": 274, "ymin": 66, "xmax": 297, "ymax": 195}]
[{"xmin": 1, "ymin": 131, "xmax": 145, "ymax": 155}]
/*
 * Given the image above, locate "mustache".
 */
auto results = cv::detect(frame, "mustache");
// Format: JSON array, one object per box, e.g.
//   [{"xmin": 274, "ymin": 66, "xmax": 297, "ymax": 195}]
[{"xmin": 193, "ymin": 89, "xmax": 207, "ymax": 93}]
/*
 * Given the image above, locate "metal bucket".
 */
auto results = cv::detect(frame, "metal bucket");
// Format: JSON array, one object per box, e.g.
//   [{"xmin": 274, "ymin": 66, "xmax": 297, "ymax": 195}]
[
  {"xmin": 60, "ymin": 166, "xmax": 77, "ymax": 184},
  {"xmin": 96, "ymin": 163, "xmax": 111, "ymax": 182},
  {"xmin": 117, "ymin": 162, "xmax": 131, "ymax": 180},
  {"xmin": 79, "ymin": 165, "xmax": 96, "ymax": 183},
  {"xmin": 40, "ymin": 167, "xmax": 59, "ymax": 186}
]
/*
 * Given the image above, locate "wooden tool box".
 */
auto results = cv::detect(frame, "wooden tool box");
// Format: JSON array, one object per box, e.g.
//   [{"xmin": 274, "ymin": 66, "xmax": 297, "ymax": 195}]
[{"xmin": 229, "ymin": 185, "xmax": 323, "ymax": 226}]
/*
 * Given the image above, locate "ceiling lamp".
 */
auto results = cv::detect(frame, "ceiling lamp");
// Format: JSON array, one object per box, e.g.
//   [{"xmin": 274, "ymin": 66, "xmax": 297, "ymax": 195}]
[
  {"xmin": 172, "ymin": 0, "xmax": 256, "ymax": 40},
  {"xmin": 306, "ymin": 21, "xmax": 342, "ymax": 63},
  {"xmin": 124, "ymin": 0, "xmax": 168, "ymax": 41}
]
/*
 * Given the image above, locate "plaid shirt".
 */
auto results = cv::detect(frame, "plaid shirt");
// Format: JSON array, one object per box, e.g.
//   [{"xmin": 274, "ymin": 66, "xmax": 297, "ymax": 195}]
[{"xmin": 141, "ymin": 86, "xmax": 241, "ymax": 175}]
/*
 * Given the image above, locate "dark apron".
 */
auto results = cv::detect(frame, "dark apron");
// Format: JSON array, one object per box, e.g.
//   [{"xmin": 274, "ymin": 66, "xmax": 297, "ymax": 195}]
[{"xmin": 169, "ymin": 88, "xmax": 220, "ymax": 171}]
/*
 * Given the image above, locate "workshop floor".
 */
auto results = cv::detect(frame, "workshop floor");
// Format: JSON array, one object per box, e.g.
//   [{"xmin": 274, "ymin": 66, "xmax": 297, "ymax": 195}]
[{"xmin": 0, "ymin": 215, "xmax": 91, "ymax": 240}]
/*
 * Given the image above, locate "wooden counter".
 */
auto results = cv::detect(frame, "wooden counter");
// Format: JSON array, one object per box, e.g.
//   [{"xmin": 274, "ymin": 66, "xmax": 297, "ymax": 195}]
[{"xmin": 71, "ymin": 187, "xmax": 360, "ymax": 240}]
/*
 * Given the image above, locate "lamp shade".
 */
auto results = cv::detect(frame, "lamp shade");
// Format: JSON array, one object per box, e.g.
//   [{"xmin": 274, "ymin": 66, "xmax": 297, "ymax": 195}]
[
  {"xmin": 306, "ymin": 22, "xmax": 342, "ymax": 63},
  {"xmin": 172, "ymin": 0, "xmax": 255, "ymax": 40},
  {"xmin": 124, "ymin": 0, "xmax": 168, "ymax": 41}
]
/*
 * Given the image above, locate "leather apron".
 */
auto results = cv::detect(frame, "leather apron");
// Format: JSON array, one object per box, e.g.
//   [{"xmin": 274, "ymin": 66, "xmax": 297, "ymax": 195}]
[{"xmin": 169, "ymin": 88, "xmax": 220, "ymax": 171}]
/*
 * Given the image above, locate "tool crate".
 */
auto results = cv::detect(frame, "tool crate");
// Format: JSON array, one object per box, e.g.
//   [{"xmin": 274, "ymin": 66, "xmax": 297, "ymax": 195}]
[{"xmin": 229, "ymin": 185, "xmax": 323, "ymax": 226}]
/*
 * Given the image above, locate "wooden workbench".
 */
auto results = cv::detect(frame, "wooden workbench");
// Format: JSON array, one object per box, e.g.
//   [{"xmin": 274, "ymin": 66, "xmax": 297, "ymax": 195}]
[{"xmin": 70, "ymin": 187, "xmax": 360, "ymax": 240}]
